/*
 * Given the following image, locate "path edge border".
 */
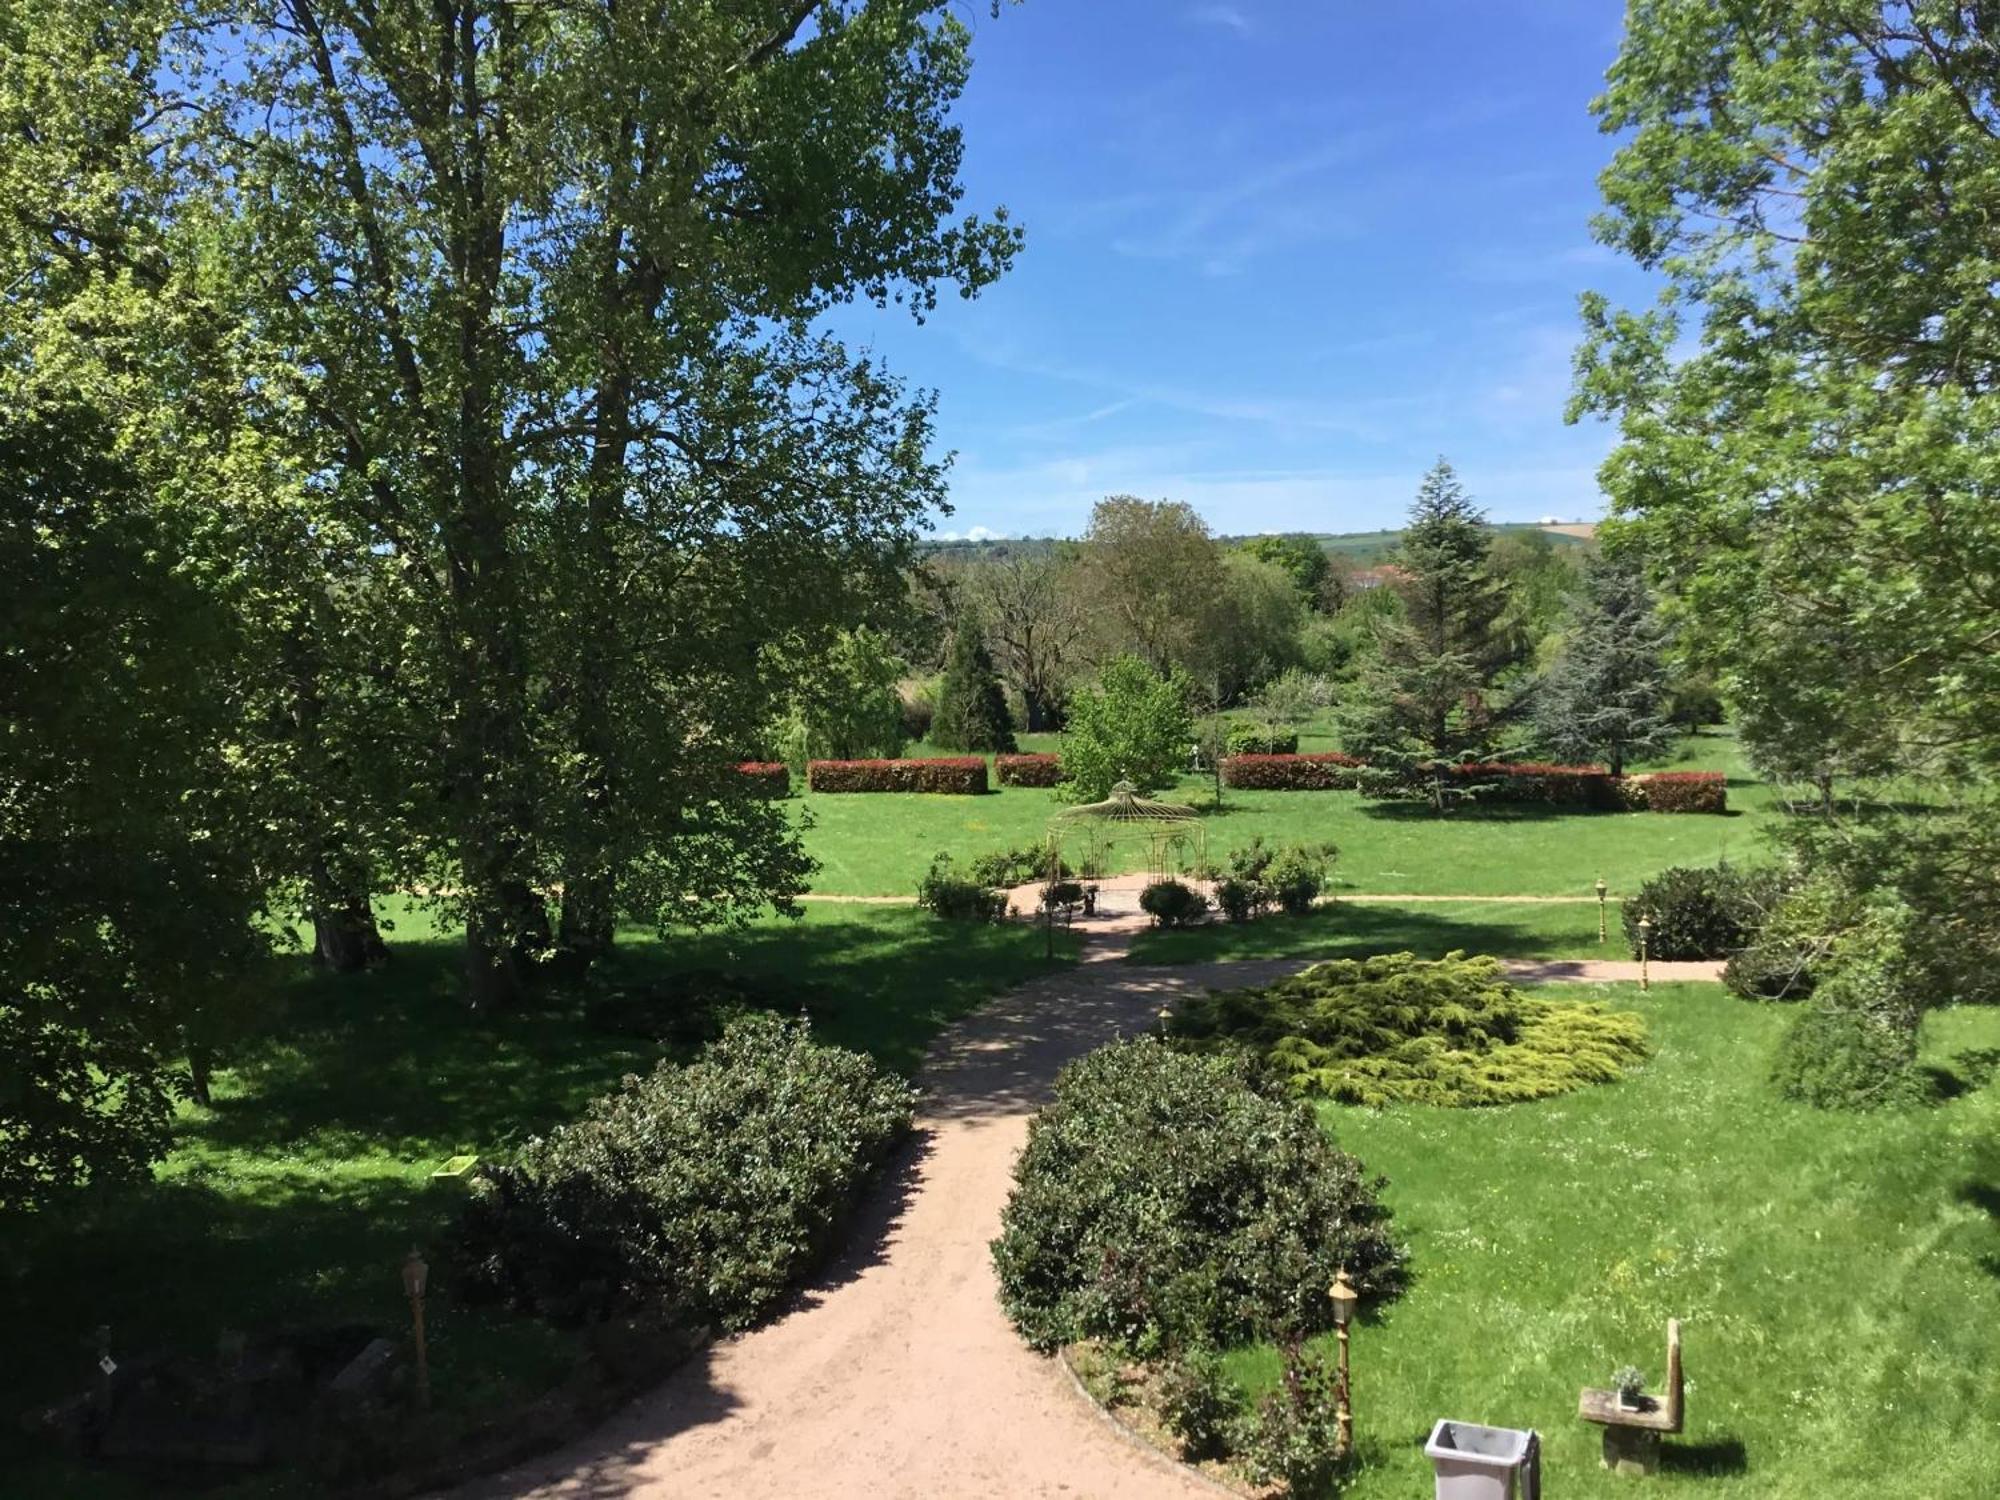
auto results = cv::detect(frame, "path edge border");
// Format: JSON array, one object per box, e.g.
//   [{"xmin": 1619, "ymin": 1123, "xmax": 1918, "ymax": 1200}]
[{"xmin": 1053, "ymin": 1347, "xmax": 1251, "ymax": 1500}]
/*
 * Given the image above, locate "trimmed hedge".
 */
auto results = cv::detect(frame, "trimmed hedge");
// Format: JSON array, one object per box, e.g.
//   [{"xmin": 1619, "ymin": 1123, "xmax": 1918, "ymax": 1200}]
[
  {"xmin": 1224, "ymin": 723, "xmax": 1298, "ymax": 756},
  {"xmin": 1624, "ymin": 771, "xmax": 1728, "ymax": 813},
  {"xmin": 1221, "ymin": 752, "xmax": 1365, "ymax": 790},
  {"xmin": 734, "ymin": 761, "xmax": 790, "ymax": 797},
  {"xmin": 1445, "ymin": 761, "xmax": 1619, "ymax": 808},
  {"xmin": 807, "ymin": 756, "xmax": 988, "ymax": 794},
  {"xmin": 452, "ymin": 1015, "xmax": 914, "ymax": 1327},
  {"xmin": 995, "ymin": 752, "xmax": 1062, "ymax": 787}
]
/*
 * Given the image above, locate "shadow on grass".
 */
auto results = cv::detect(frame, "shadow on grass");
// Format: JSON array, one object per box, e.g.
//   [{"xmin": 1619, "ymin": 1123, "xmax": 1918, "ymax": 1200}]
[
  {"xmin": 1127, "ymin": 901, "xmax": 1575, "ymax": 966},
  {"xmin": 1662, "ymin": 1435, "xmax": 1750, "ymax": 1476}
]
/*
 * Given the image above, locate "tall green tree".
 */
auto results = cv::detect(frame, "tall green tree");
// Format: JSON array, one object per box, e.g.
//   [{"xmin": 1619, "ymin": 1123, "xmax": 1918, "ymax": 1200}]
[
  {"xmin": 765, "ymin": 627, "xmax": 908, "ymax": 765},
  {"xmin": 1057, "ymin": 657, "xmax": 1194, "ymax": 802},
  {"xmin": 1340, "ymin": 461, "xmax": 1526, "ymax": 807},
  {"xmin": 931, "ymin": 615, "xmax": 1016, "ymax": 752},
  {"xmin": 1235, "ymin": 533, "xmax": 1331, "ymax": 610},
  {"xmin": 964, "ymin": 548, "xmax": 1088, "ymax": 731},
  {"xmin": 1081, "ymin": 496, "xmax": 1225, "ymax": 674},
  {"xmin": 1533, "ymin": 551, "xmax": 1674, "ymax": 776},
  {"xmin": 1, "ymin": 1, "xmax": 1021, "ymax": 1005}
]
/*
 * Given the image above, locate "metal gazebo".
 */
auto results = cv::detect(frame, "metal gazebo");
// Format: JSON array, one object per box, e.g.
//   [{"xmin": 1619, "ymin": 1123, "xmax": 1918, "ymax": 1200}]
[{"xmin": 1048, "ymin": 780, "xmax": 1206, "ymax": 880}]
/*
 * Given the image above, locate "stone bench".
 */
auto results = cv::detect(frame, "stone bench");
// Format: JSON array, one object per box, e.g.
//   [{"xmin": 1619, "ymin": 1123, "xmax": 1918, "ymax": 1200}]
[{"xmin": 1578, "ymin": 1318, "xmax": 1683, "ymax": 1476}]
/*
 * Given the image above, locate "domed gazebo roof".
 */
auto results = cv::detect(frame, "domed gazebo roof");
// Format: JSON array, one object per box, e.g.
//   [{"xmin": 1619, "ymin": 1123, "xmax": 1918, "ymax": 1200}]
[{"xmin": 1054, "ymin": 779, "xmax": 1198, "ymax": 824}]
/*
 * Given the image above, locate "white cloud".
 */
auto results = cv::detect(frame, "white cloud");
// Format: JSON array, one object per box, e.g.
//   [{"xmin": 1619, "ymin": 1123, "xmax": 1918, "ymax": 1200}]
[
  {"xmin": 1187, "ymin": 4, "xmax": 1253, "ymax": 35},
  {"xmin": 931, "ymin": 524, "xmax": 1011, "ymax": 542}
]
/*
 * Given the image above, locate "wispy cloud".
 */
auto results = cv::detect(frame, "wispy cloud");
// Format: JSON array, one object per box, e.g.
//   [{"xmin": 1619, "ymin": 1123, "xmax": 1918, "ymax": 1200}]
[{"xmin": 1186, "ymin": 4, "xmax": 1253, "ymax": 36}]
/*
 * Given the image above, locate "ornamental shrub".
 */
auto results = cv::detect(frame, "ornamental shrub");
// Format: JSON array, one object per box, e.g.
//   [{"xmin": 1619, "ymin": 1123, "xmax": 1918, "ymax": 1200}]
[
  {"xmin": 991, "ymin": 1040, "xmax": 1404, "ymax": 1353},
  {"xmin": 1268, "ymin": 845, "xmax": 1334, "ymax": 916},
  {"xmin": 1057, "ymin": 655, "xmax": 1193, "ymax": 801},
  {"xmin": 1170, "ymin": 952, "xmax": 1649, "ymax": 1107},
  {"xmin": 1444, "ymin": 761, "xmax": 1619, "ymax": 808},
  {"xmin": 1158, "ymin": 1347, "xmax": 1239, "ymax": 1462},
  {"xmin": 967, "ymin": 845, "xmax": 1068, "ymax": 888},
  {"xmin": 807, "ymin": 756, "xmax": 988, "ymax": 794},
  {"xmin": 916, "ymin": 853, "xmax": 1009, "ymax": 923},
  {"xmin": 1214, "ymin": 876, "xmax": 1262, "ymax": 925},
  {"xmin": 1220, "ymin": 752, "xmax": 1365, "ymax": 790},
  {"xmin": 1772, "ymin": 898, "xmax": 1928, "ymax": 1109},
  {"xmin": 1625, "ymin": 771, "xmax": 1728, "ymax": 813},
  {"xmin": 453, "ymin": 1015, "xmax": 913, "ymax": 1327},
  {"xmin": 1239, "ymin": 1340, "xmax": 1349, "ymax": 1498},
  {"xmin": 734, "ymin": 761, "xmax": 790, "ymax": 797},
  {"xmin": 1622, "ymin": 864, "xmax": 1767, "ymax": 960},
  {"xmin": 1224, "ymin": 722, "xmax": 1299, "ymax": 756},
  {"xmin": 995, "ymin": 752, "xmax": 1062, "ymax": 787},
  {"xmin": 1140, "ymin": 878, "xmax": 1208, "ymax": 929}
]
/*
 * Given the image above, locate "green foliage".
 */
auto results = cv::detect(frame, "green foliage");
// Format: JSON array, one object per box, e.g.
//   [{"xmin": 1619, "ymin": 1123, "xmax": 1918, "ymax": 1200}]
[
  {"xmin": 453, "ymin": 1015, "xmax": 914, "ymax": 1327},
  {"xmin": 930, "ymin": 615, "xmax": 1017, "ymax": 753},
  {"xmin": 1200, "ymin": 552, "xmax": 1308, "ymax": 703},
  {"xmin": 1140, "ymin": 879, "xmax": 1210, "ymax": 929},
  {"xmin": 1533, "ymin": 551, "xmax": 1675, "ymax": 777},
  {"xmin": 915, "ymin": 853, "xmax": 1009, "ymax": 923},
  {"xmin": 1269, "ymin": 845, "xmax": 1336, "ymax": 917},
  {"xmin": 1239, "ymin": 1341, "xmax": 1350, "ymax": 1499},
  {"xmin": 1623, "ymin": 864, "xmax": 1769, "ymax": 961},
  {"xmin": 1081, "ymin": 497, "xmax": 1226, "ymax": 674},
  {"xmin": 1159, "ymin": 1346, "xmax": 1241, "ymax": 1462},
  {"xmin": 768, "ymin": 627, "xmax": 909, "ymax": 766},
  {"xmin": 1210, "ymin": 839, "xmax": 1336, "ymax": 922},
  {"xmin": 1171, "ymin": 953, "xmax": 1649, "ymax": 1108},
  {"xmin": 991, "ymin": 1040, "xmax": 1404, "ymax": 1353},
  {"xmin": 1772, "ymin": 898, "xmax": 1928, "ymax": 1110},
  {"xmin": 1251, "ymin": 668, "xmax": 1338, "ymax": 728},
  {"xmin": 1341, "ymin": 461, "xmax": 1530, "ymax": 809},
  {"xmin": 968, "ymin": 845, "xmax": 1066, "ymax": 889},
  {"xmin": 1612, "ymin": 1364, "xmax": 1647, "ymax": 1400},
  {"xmin": 1226, "ymin": 723, "xmax": 1300, "ymax": 756},
  {"xmin": 1057, "ymin": 655, "xmax": 1195, "ymax": 801},
  {"xmin": 1235, "ymin": 534, "xmax": 1332, "ymax": 609}
]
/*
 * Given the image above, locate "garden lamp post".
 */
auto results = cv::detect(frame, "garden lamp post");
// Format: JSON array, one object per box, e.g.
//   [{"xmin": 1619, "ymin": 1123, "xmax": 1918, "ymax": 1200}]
[
  {"xmin": 1157, "ymin": 1006, "xmax": 1173, "ymax": 1037},
  {"xmin": 1329, "ymin": 1268, "xmax": 1358, "ymax": 1459},
  {"xmin": 1595, "ymin": 878, "xmax": 1609, "ymax": 944},
  {"xmin": 402, "ymin": 1248, "xmax": 431, "ymax": 1410},
  {"xmin": 1638, "ymin": 915, "xmax": 1653, "ymax": 993}
]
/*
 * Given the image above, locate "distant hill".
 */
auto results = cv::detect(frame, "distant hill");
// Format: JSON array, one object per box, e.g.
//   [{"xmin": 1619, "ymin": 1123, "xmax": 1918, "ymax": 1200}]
[{"xmin": 917, "ymin": 522, "xmax": 1593, "ymax": 565}]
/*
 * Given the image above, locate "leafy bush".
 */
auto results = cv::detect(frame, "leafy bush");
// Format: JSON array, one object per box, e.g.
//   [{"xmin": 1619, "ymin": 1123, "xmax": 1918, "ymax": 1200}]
[
  {"xmin": 1158, "ymin": 1347, "xmax": 1239, "ymax": 1462},
  {"xmin": 1622, "ymin": 864, "xmax": 1765, "ymax": 960},
  {"xmin": 734, "ymin": 761, "xmax": 790, "ymax": 797},
  {"xmin": 1170, "ymin": 952, "xmax": 1649, "ymax": 1107},
  {"xmin": 1214, "ymin": 876, "xmax": 1262, "ymax": 924},
  {"xmin": 916, "ymin": 853, "xmax": 1009, "ymax": 922},
  {"xmin": 1041, "ymin": 879, "xmax": 1085, "ymax": 911},
  {"xmin": 1140, "ymin": 878, "xmax": 1208, "ymax": 928},
  {"xmin": 992, "ymin": 1040, "xmax": 1404, "ymax": 1354},
  {"xmin": 995, "ymin": 752, "xmax": 1062, "ymax": 787},
  {"xmin": 1724, "ymin": 941, "xmax": 1818, "ymax": 1001},
  {"xmin": 1624, "ymin": 770, "xmax": 1728, "ymax": 813},
  {"xmin": 1221, "ymin": 752, "xmax": 1364, "ymax": 790},
  {"xmin": 807, "ymin": 756, "xmax": 988, "ymax": 793},
  {"xmin": 967, "ymin": 844, "xmax": 1067, "ymax": 888},
  {"xmin": 1056, "ymin": 655, "xmax": 1194, "ymax": 801},
  {"xmin": 453, "ymin": 1015, "xmax": 914, "ymax": 1326},
  {"xmin": 1239, "ymin": 1341, "xmax": 1348, "ymax": 1499},
  {"xmin": 1268, "ymin": 845, "xmax": 1334, "ymax": 916},
  {"xmin": 1225, "ymin": 722, "xmax": 1299, "ymax": 756},
  {"xmin": 1772, "ymin": 899, "xmax": 1927, "ymax": 1109}
]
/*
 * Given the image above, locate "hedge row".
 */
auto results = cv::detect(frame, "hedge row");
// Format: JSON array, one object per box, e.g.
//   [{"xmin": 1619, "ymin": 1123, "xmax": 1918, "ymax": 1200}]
[
  {"xmin": 806, "ymin": 757, "xmax": 989, "ymax": 794},
  {"xmin": 735, "ymin": 761, "xmax": 790, "ymax": 796},
  {"xmin": 1220, "ymin": 755, "xmax": 1727, "ymax": 812},
  {"xmin": 995, "ymin": 752, "xmax": 1063, "ymax": 787},
  {"xmin": 1221, "ymin": 752, "xmax": 1366, "ymax": 790}
]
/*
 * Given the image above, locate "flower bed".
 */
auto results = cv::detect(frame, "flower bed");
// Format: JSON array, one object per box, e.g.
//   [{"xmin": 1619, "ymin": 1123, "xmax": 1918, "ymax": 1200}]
[
  {"xmin": 1220, "ymin": 752, "xmax": 1365, "ymax": 790},
  {"xmin": 807, "ymin": 756, "xmax": 989, "ymax": 794},
  {"xmin": 734, "ymin": 761, "xmax": 791, "ymax": 797},
  {"xmin": 995, "ymin": 752, "xmax": 1062, "ymax": 788},
  {"xmin": 1622, "ymin": 770, "xmax": 1728, "ymax": 813}
]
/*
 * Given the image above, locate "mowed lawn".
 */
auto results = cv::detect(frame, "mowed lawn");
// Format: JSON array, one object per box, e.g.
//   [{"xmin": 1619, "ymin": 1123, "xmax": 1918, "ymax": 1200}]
[
  {"xmin": 0, "ymin": 907, "xmax": 1079, "ymax": 1500},
  {"xmin": 1221, "ymin": 983, "xmax": 2000, "ymax": 1499},
  {"xmin": 794, "ymin": 729, "xmax": 1776, "ymax": 899},
  {"xmin": 1125, "ymin": 897, "xmax": 1619, "ymax": 964}
]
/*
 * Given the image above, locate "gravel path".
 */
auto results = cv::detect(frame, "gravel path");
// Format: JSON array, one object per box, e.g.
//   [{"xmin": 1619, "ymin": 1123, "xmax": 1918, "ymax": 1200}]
[{"xmin": 461, "ymin": 892, "xmax": 1716, "ymax": 1500}]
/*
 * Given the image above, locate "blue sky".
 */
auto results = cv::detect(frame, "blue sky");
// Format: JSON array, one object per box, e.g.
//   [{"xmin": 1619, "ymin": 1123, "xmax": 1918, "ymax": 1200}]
[{"xmin": 830, "ymin": 1, "xmax": 1654, "ymax": 540}]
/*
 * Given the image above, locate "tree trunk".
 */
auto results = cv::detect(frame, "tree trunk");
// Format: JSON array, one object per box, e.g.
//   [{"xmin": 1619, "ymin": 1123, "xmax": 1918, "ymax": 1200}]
[{"xmin": 310, "ymin": 888, "xmax": 389, "ymax": 973}]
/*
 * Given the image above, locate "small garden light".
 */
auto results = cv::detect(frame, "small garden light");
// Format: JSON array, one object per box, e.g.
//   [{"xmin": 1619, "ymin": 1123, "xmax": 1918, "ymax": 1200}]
[
  {"xmin": 402, "ymin": 1248, "xmax": 431, "ymax": 1410},
  {"xmin": 1329, "ymin": 1267, "xmax": 1358, "ymax": 1457},
  {"xmin": 1638, "ymin": 914, "xmax": 1653, "ymax": 992},
  {"xmin": 1595, "ymin": 877, "xmax": 1609, "ymax": 944}
]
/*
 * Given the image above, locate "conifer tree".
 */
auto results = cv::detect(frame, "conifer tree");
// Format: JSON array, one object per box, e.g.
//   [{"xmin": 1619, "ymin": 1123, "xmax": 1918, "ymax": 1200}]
[
  {"xmin": 1534, "ymin": 552, "xmax": 1674, "ymax": 776},
  {"xmin": 932, "ymin": 616, "xmax": 1017, "ymax": 753}
]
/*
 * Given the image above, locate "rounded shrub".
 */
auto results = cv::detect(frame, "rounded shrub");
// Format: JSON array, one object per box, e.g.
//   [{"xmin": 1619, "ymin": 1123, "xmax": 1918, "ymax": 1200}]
[
  {"xmin": 452, "ymin": 1015, "xmax": 914, "ymax": 1327},
  {"xmin": 916, "ymin": 852, "xmax": 1008, "ymax": 922},
  {"xmin": 1622, "ymin": 864, "xmax": 1764, "ymax": 960},
  {"xmin": 992, "ymin": 1040, "xmax": 1403, "ymax": 1354},
  {"xmin": 1140, "ymin": 878, "xmax": 1208, "ymax": 929}
]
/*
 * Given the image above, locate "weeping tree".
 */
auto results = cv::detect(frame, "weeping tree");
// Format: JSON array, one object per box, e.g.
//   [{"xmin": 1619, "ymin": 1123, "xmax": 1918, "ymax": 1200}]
[{"xmin": 2, "ymin": 1, "xmax": 1020, "ymax": 1006}]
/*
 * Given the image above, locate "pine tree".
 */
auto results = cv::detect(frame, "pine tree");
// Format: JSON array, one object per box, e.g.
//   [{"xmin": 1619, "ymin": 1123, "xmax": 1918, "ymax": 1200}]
[
  {"xmin": 1534, "ymin": 552, "xmax": 1674, "ymax": 776},
  {"xmin": 932, "ymin": 617, "xmax": 1017, "ymax": 753},
  {"xmin": 1340, "ymin": 460, "xmax": 1526, "ymax": 808}
]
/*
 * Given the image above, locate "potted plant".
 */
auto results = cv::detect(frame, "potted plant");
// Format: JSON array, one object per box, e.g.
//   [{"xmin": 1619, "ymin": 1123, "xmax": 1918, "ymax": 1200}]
[{"xmin": 1612, "ymin": 1364, "xmax": 1647, "ymax": 1412}]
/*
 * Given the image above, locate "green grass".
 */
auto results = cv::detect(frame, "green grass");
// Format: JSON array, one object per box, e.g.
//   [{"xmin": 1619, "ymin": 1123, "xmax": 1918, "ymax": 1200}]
[
  {"xmin": 0, "ymin": 906, "xmax": 1077, "ymax": 1500},
  {"xmin": 1126, "ymin": 899, "xmax": 1620, "ymax": 964},
  {"xmin": 1217, "ymin": 984, "xmax": 2000, "ymax": 1498},
  {"xmin": 796, "ymin": 729, "xmax": 1773, "ymax": 898}
]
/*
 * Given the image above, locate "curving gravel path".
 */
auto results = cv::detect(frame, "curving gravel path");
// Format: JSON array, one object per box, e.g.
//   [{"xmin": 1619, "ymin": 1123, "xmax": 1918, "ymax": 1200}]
[{"xmin": 460, "ymin": 891, "xmax": 1714, "ymax": 1500}]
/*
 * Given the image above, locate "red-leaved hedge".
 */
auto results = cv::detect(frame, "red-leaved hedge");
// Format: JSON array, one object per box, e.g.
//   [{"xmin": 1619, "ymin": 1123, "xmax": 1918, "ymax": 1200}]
[
  {"xmin": 1623, "ymin": 771, "xmax": 1728, "ymax": 814},
  {"xmin": 1221, "ymin": 752, "xmax": 1367, "ymax": 790},
  {"xmin": 995, "ymin": 753, "xmax": 1063, "ymax": 788},
  {"xmin": 807, "ymin": 757, "xmax": 989, "ymax": 794},
  {"xmin": 735, "ymin": 762, "xmax": 790, "ymax": 797},
  {"xmin": 1443, "ymin": 761, "xmax": 1619, "ymax": 808}
]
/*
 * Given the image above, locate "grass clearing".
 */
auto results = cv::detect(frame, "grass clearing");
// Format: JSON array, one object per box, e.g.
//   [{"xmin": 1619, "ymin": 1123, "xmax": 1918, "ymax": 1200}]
[
  {"xmin": 1217, "ymin": 984, "xmax": 2000, "ymax": 1498},
  {"xmin": 0, "ymin": 907, "xmax": 1077, "ymax": 1499},
  {"xmin": 1127, "ymin": 898, "xmax": 1619, "ymax": 964}
]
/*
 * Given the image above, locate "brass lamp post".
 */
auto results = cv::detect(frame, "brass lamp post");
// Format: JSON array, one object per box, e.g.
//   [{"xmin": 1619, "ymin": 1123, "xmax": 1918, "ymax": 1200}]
[
  {"xmin": 1595, "ymin": 878, "xmax": 1609, "ymax": 944},
  {"xmin": 402, "ymin": 1248, "xmax": 431, "ymax": 1410},
  {"xmin": 1638, "ymin": 914, "xmax": 1653, "ymax": 993},
  {"xmin": 1329, "ymin": 1268, "xmax": 1358, "ymax": 1458}
]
